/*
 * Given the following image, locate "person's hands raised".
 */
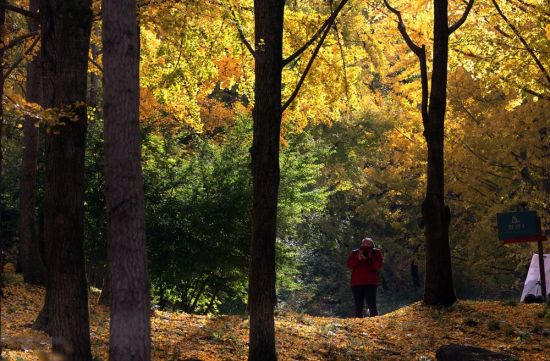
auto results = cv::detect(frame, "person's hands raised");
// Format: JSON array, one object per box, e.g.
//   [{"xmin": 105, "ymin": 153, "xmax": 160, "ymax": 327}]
[{"xmin": 357, "ymin": 251, "xmax": 366, "ymax": 261}]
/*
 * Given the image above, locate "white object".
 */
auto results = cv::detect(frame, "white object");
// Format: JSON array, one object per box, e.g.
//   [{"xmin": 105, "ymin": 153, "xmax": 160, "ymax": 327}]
[{"xmin": 520, "ymin": 253, "xmax": 550, "ymax": 301}]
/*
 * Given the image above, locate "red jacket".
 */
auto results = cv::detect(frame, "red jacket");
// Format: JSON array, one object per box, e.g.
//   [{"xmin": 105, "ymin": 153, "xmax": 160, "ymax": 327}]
[{"xmin": 347, "ymin": 248, "xmax": 383, "ymax": 286}]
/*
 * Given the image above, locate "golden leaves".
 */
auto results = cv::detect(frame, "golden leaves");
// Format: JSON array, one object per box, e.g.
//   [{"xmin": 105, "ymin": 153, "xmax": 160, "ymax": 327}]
[{"xmin": 3, "ymin": 267, "xmax": 550, "ymax": 361}]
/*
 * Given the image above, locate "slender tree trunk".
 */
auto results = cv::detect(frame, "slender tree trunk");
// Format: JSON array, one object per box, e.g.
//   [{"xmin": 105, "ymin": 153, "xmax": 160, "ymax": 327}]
[
  {"xmin": 204, "ymin": 288, "xmax": 220, "ymax": 315},
  {"xmin": 102, "ymin": 0, "xmax": 151, "ymax": 360},
  {"xmin": 422, "ymin": 0, "xmax": 456, "ymax": 306},
  {"xmin": 97, "ymin": 271, "xmax": 109, "ymax": 306},
  {"xmin": 0, "ymin": 9, "xmax": 5, "ymax": 342},
  {"xmin": 39, "ymin": 0, "xmax": 93, "ymax": 359},
  {"xmin": 248, "ymin": 1, "xmax": 284, "ymax": 360},
  {"xmin": 19, "ymin": 0, "xmax": 44, "ymax": 285},
  {"xmin": 189, "ymin": 278, "xmax": 209, "ymax": 312},
  {"xmin": 0, "ymin": 1, "xmax": 6, "ymax": 289},
  {"xmin": 88, "ymin": 25, "xmax": 100, "ymax": 122}
]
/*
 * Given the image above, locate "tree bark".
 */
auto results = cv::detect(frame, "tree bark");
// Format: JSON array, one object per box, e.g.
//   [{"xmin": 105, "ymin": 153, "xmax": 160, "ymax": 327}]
[
  {"xmin": 19, "ymin": 0, "xmax": 44, "ymax": 285},
  {"xmin": 39, "ymin": 0, "xmax": 93, "ymax": 360},
  {"xmin": 248, "ymin": 1, "xmax": 284, "ymax": 360},
  {"xmin": 102, "ymin": 0, "xmax": 151, "ymax": 360},
  {"xmin": 97, "ymin": 272, "xmax": 109, "ymax": 306},
  {"xmin": 422, "ymin": 0, "xmax": 456, "ymax": 306},
  {"xmin": 0, "ymin": 0, "xmax": 6, "ymax": 288},
  {"xmin": 88, "ymin": 25, "xmax": 101, "ymax": 122}
]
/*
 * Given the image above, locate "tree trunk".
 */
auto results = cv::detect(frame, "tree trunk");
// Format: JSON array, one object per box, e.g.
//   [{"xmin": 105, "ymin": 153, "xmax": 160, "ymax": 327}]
[
  {"xmin": 19, "ymin": 0, "xmax": 44, "ymax": 285},
  {"xmin": 97, "ymin": 272, "xmax": 109, "ymax": 306},
  {"xmin": 102, "ymin": 0, "xmax": 151, "ymax": 360},
  {"xmin": 32, "ymin": 289, "xmax": 51, "ymax": 333},
  {"xmin": 39, "ymin": 0, "xmax": 93, "ymax": 360},
  {"xmin": 0, "ymin": 1, "xmax": 6, "ymax": 289},
  {"xmin": 88, "ymin": 25, "xmax": 100, "ymax": 121},
  {"xmin": 0, "ymin": 6, "xmax": 5, "ymax": 332},
  {"xmin": 204, "ymin": 288, "xmax": 220, "ymax": 315},
  {"xmin": 422, "ymin": 0, "xmax": 456, "ymax": 306},
  {"xmin": 248, "ymin": 1, "xmax": 284, "ymax": 360}
]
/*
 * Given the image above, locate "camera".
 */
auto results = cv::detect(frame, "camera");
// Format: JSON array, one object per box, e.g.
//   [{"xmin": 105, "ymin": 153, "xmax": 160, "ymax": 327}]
[{"xmin": 363, "ymin": 248, "xmax": 373, "ymax": 258}]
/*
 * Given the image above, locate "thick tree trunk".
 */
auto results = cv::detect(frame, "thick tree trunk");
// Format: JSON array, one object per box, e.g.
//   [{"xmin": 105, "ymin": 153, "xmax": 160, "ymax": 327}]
[
  {"xmin": 19, "ymin": 0, "xmax": 44, "ymax": 285},
  {"xmin": 422, "ymin": 0, "xmax": 456, "ymax": 306},
  {"xmin": 248, "ymin": 1, "xmax": 284, "ymax": 360},
  {"xmin": 102, "ymin": 1, "xmax": 151, "ymax": 360},
  {"xmin": 32, "ymin": 289, "xmax": 51, "ymax": 333},
  {"xmin": 38, "ymin": 1, "xmax": 93, "ymax": 360}
]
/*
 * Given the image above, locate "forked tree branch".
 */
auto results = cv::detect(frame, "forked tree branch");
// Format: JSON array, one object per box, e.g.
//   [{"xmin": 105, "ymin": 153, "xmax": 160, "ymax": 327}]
[
  {"xmin": 448, "ymin": 0, "xmax": 475, "ymax": 35},
  {"xmin": 281, "ymin": 16, "xmax": 334, "ymax": 112},
  {"xmin": 282, "ymin": 0, "xmax": 349, "ymax": 67},
  {"xmin": 383, "ymin": 0, "xmax": 423, "ymax": 56},
  {"xmin": 383, "ymin": 0, "xmax": 429, "ymax": 125},
  {"xmin": 492, "ymin": 0, "xmax": 550, "ymax": 86},
  {"xmin": 3, "ymin": 35, "xmax": 39, "ymax": 81}
]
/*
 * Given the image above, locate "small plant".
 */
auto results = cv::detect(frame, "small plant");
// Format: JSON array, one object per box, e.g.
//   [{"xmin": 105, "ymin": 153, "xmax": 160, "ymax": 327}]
[
  {"xmin": 501, "ymin": 299, "xmax": 518, "ymax": 307},
  {"xmin": 487, "ymin": 319, "xmax": 500, "ymax": 331},
  {"xmin": 531, "ymin": 324, "xmax": 543, "ymax": 334},
  {"xmin": 210, "ymin": 330, "xmax": 223, "ymax": 341},
  {"xmin": 516, "ymin": 331, "xmax": 531, "ymax": 341},
  {"xmin": 296, "ymin": 313, "xmax": 313, "ymax": 326},
  {"xmin": 505, "ymin": 326, "xmax": 516, "ymax": 337},
  {"xmin": 429, "ymin": 308, "xmax": 444, "ymax": 322},
  {"xmin": 536, "ymin": 306, "xmax": 550, "ymax": 319}
]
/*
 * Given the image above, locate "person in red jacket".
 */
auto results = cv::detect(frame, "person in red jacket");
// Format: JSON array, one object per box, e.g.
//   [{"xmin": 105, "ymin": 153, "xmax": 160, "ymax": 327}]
[{"xmin": 347, "ymin": 237, "xmax": 383, "ymax": 317}]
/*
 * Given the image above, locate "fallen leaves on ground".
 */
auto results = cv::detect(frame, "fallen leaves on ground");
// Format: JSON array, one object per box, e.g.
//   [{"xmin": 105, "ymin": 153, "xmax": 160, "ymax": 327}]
[{"xmin": 1, "ymin": 268, "xmax": 549, "ymax": 360}]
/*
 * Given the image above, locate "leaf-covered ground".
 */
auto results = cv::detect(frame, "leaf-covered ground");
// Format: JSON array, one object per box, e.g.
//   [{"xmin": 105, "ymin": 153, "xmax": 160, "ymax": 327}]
[{"xmin": 1, "ymin": 267, "xmax": 549, "ymax": 361}]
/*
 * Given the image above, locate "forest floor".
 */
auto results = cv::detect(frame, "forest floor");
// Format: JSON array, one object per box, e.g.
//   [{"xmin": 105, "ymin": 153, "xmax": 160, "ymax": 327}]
[{"xmin": 1, "ymin": 264, "xmax": 549, "ymax": 361}]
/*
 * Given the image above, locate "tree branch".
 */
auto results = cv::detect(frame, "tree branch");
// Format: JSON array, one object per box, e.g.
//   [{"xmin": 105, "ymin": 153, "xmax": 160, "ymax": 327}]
[
  {"xmin": 491, "ymin": 0, "xmax": 550, "ymax": 86},
  {"xmin": 0, "ymin": 3, "xmax": 38, "ymax": 19},
  {"xmin": 2, "ymin": 36, "xmax": 39, "ymax": 81},
  {"xmin": 88, "ymin": 54, "xmax": 103, "ymax": 73},
  {"xmin": 282, "ymin": 0, "xmax": 349, "ymax": 67},
  {"xmin": 384, "ymin": 0, "xmax": 428, "ymax": 124},
  {"xmin": 418, "ymin": 48, "xmax": 429, "ymax": 126},
  {"xmin": 383, "ymin": 0, "xmax": 423, "ymax": 56},
  {"xmin": 1, "ymin": 31, "xmax": 39, "ymax": 51},
  {"xmin": 228, "ymin": 0, "xmax": 254, "ymax": 57},
  {"xmin": 331, "ymin": 2, "xmax": 350, "ymax": 110},
  {"xmin": 521, "ymin": 86, "xmax": 550, "ymax": 101},
  {"xmin": 448, "ymin": 0, "xmax": 475, "ymax": 35},
  {"xmin": 281, "ymin": 15, "xmax": 334, "ymax": 112}
]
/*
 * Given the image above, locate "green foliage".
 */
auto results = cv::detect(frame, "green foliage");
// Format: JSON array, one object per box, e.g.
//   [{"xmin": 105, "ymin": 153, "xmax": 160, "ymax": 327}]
[
  {"xmin": 142, "ymin": 117, "xmax": 329, "ymax": 313},
  {"xmin": 144, "ymin": 120, "xmax": 251, "ymax": 313},
  {"xmin": 487, "ymin": 319, "xmax": 501, "ymax": 331}
]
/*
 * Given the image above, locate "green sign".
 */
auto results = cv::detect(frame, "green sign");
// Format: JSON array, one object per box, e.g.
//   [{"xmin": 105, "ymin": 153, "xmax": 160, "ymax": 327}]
[{"xmin": 497, "ymin": 211, "xmax": 540, "ymax": 241}]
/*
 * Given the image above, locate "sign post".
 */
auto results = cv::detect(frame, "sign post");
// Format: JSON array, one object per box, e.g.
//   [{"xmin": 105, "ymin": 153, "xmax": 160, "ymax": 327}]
[
  {"xmin": 536, "ymin": 234, "xmax": 546, "ymax": 303},
  {"xmin": 497, "ymin": 211, "xmax": 548, "ymax": 302}
]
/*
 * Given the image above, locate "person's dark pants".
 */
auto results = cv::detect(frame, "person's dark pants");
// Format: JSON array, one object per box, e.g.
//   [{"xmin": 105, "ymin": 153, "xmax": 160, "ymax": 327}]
[{"xmin": 352, "ymin": 285, "xmax": 378, "ymax": 317}]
